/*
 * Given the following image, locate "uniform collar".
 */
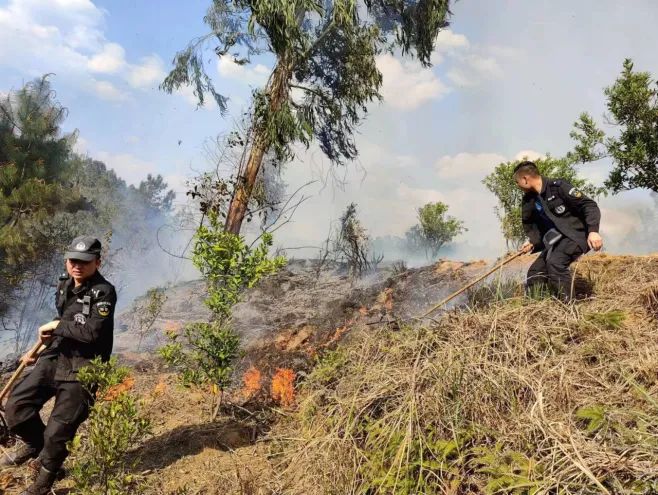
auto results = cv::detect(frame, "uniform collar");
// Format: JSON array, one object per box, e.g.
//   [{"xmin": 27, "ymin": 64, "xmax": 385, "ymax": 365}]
[
  {"xmin": 539, "ymin": 176, "xmax": 549, "ymax": 196},
  {"xmin": 71, "ymin": 271, "xmax": 102, "ymax": 295}
]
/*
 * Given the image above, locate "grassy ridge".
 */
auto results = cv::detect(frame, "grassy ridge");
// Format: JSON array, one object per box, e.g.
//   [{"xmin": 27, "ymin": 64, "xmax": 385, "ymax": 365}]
[{"xmin": 272, "ymin": 254, "xmax": 658, "ymax": 494}]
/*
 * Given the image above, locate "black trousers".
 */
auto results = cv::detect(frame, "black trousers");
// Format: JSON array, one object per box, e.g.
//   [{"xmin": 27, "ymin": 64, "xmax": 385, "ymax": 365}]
[
  {"xmin": 4, "ymin": 356, "xmax": 92, "ymax": 472},
  {"xmin": 527, "ymin": 237, "xmax": 584, "ymax": 300}
]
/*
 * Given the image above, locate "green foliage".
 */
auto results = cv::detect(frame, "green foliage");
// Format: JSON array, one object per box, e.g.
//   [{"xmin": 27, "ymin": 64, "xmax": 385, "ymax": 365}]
[
  {"xmin": 584, "ymin": 310, "xmax": 627, "ymax": 330},
  {"xmin": 134, "ymin": 288, "xmax": 168, "ymax": 351},
  {"xmin": 360, "ymin": 423, "xmax": 472, "ymax": 494},
  {"xmin": 483, "ymin": 155, "xmax": 600, "ymax": 247},
  {"xmin": 570, "ymin": 59, "xmax": 658, "ymax": 193},
  {"xmin": 70, "ymin": 357, "xmax": 151, "ymax": 495},
  {"xmin": 160, "ymin": 209, "xmax": 284, "ymax": 418},
  {"xmin": 162, "ymin": 1, "xmax": 454, "ymax": 233},
  {"xmin": 575, "ymin": 405, "xmax": 608, "ymax": 434},
  {"xmin": 0, "ymin": 76, "xmax": 83, "ymax": 290},
  {"xmin": 159, "ymin": 322, "xmax": 240, "ymax": 390},
  {"xmin": 0, "ymin": 77, "xmax": 176, "ymax": 350},
  {"xmin": 192, "ymin": 213, "xmax": 286, "ymax": 320},
  {"xmin": 162, "ymin": 0, "xmax": 453, "ymax": 166},
  {"xmin": 310, "ymin": 349, "xmax": 348, "ymax": 386},
  {"xmin": 470, "ymin": 445, "xmax": 542, "ymax": 495},
  {"xmin": 405, "ymin": 202, "xmax": 465, "ymax": 260},
  {"xmin": 159, "ymin": 322, "xmax": 240, "ymax": 419}
]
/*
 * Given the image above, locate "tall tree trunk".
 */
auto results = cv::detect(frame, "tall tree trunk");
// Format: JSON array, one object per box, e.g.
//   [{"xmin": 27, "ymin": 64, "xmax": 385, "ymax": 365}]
[{"xmin": 224, "ymin": 60, "xmax": 293, "ymax": 235}]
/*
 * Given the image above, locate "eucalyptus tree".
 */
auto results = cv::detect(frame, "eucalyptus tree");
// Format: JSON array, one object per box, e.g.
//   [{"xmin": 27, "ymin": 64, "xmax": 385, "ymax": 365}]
[{"xmin": 162, "ymin": 0, "xmax": 454, "ymax": 234}]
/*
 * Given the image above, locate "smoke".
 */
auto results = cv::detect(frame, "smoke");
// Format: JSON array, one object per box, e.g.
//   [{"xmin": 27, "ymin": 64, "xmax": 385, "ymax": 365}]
[{"xmin": 0, "ymin": 183, "xmax": 198, "ymax": 360}]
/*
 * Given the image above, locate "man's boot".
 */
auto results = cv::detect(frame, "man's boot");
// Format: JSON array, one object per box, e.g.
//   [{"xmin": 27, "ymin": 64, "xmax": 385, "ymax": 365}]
[
  {"xmin": 19, "ymin": 466, "xmax": 56, "ymax": 495},
  {"xmin": 0, "ymin": 442, "xmax": 40, "ymax": 468}
]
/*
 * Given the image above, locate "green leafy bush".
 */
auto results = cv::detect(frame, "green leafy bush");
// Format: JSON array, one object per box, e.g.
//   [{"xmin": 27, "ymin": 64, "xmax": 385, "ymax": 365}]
[
  {"xmin": 160, "ymin": 212, "xmax": 285, "ymax": 418},
  {"xmin": 159, "ymin": 322, "xmax": 240, "ymax": 419},
  {"xmin": 192, "ymin": 213, "xmax": 285, "ymax": 320},
  {"xmin": 69, "ymin": 357, "xmax": 151, "ymax": 495}
]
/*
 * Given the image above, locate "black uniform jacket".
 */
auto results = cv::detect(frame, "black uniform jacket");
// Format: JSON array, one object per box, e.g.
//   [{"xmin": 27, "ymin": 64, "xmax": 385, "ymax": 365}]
[
  {"xmin": 521, "ymin": 176, "xmax": 601, "ymax": 253},
  {"xmin": 41, "ymin": 271, "xmax": 117, "ymax": 381}
]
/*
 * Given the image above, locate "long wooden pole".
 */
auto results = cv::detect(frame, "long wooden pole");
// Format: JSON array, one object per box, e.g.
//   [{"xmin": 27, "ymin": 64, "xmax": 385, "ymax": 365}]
[
  {"xmin": 419, "ymin": 250, "xmax": 526, "ymax": 319},
  {"xmin": 0, "ymin": 340, "xmax": 47, "ymax": 405}
]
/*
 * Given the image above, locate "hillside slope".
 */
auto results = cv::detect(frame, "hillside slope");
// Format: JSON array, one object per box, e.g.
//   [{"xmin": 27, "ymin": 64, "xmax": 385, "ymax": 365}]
[{"xmin": 3, "ymin": 254, "xmax": 657, "ymax": 494}]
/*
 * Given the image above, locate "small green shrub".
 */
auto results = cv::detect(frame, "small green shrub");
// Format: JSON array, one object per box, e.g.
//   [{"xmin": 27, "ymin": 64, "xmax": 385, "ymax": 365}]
[
  {"xmin": 160, "ymin": 212, "xmax": 285, "ymax": 418},
  {"xmin": 69, "ymin": 357, "xmax": 151, "ymax": 495},
  {"xmin": 133, "ymin": 287, "xmax": 167, "ymax": 351},
  {"xmin": 470, "ymin": 445, "xmax": 542, "ymax": 495},
  {"xmin": 193, "ymin": 213, "xmax": 286, "ymax": 321},
  {"xmin": 310, "ymin": 349, "xmax": 348, "ymax": 386},
  {"xmin": 159, "ymin": 322, "xmax": 240, "ymax": 420}
]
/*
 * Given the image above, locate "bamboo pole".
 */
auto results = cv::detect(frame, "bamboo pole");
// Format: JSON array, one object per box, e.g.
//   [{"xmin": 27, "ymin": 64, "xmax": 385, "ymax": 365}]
[
  {"xmin": 419, "ymin": 250, "xmax": 526, "ymax": 319},
  {"xmin": 0, "ymin": 340, "xmax": 47, "ymax": 405}
]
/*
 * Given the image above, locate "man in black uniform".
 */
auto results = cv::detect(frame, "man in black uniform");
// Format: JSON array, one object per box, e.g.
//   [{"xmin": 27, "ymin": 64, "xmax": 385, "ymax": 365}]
[
  {"xmin": 0, "ymin": 236, "xmax": 116, "ymax": 495},
  {"xmin": 514, "ymin": 161, "xmax": 603, "ymax": 300}
]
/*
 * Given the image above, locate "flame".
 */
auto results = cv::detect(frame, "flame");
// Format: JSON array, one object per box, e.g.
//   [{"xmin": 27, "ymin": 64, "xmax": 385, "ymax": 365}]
[
  {"xmin": 103, "ymin": 376, "xmax": 135, "ymax": 401},
  {"xmin": 241, "ymin": 367, "xmax": 263, "ymax": 398},
  {"xmin": 271, "ymin": 368, "xmax": 296, "ymax": 407},
  {"xmin": 152, "ymin": 379, "xmax": 167, "ymax": 397}
]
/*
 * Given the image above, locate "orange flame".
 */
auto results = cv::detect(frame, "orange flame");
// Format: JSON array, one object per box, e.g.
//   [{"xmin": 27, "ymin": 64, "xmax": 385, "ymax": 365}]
[
  {"xmin": 241, "ymin": 367, "xmax": 263, "ymax": 399},
  {"xmin": 271, "ymin": 368, "xmax": 296, "ymax": 407},
  {"xmin": 152, "ymin": 379, "xmax": 167, "ymax": 397},
  {"xmin": 103, "ymin": 376, "xmax": 135, "ymax": 401}
]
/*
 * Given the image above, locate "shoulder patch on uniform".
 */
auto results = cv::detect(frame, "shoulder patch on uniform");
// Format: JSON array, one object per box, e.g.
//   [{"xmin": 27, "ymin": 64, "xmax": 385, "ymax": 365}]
[
  {"xmin": 97, "ymin": 301, "xmax": 112, "ymax": 317},
  {"xmin": 568, "ymin": 187, "xmax": 583, "ymax": 198}
]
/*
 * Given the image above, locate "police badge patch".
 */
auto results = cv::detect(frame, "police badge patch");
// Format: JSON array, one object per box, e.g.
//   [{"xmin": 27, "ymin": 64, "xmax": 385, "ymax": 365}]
[
  {"xmin": 568, "ymin": 187, "xmax": 583, "ymax": 198},
  {"xmin": 555, "ymin": 205, "xmax": 566, "ymax": 214},
  {"xmin": 74, "ymin": 313, "xmax": 87, "ymax": 325},
  {"xmin": 97, "ymin": 301, "xmax": 112, "ymax": 317}
]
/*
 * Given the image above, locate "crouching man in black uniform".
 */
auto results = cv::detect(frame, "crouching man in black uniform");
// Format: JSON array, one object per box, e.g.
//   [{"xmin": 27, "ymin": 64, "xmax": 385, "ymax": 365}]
[
  {"xmin": 514, "ymin": 161, "xmax": 603, "ymax": 300},
  {"xmin": 0, "ymin": 236, "xmax": 116, "ymax": 494}
]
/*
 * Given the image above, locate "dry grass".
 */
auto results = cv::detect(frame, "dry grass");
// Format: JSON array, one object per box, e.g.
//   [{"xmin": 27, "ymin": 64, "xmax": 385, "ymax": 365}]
[{"xmin": 270, "ymin": 254, "xmax": 658, "ymax": 494}]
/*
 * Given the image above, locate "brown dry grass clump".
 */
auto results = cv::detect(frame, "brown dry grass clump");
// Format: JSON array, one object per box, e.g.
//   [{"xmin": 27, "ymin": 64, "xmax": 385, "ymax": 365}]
[{"xmin": 271, "ymin": 254, "xmax": 658, "ymax": 494}]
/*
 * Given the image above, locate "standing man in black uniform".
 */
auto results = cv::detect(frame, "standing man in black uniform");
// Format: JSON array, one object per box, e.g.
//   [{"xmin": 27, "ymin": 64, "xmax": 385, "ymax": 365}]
[
  {"xmin": 0, "ymin": 236, "xmax": 116, "ymax": 495},
  {"xmin": 514, "ymin": 161, "xmax": 603, "ymax": 300}
]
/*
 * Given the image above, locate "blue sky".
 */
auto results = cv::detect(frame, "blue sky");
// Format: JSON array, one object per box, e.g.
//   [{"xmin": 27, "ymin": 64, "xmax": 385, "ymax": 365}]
[{"xmin": 1, "ymin": 0, "xmax": 657, "ymax": 259}]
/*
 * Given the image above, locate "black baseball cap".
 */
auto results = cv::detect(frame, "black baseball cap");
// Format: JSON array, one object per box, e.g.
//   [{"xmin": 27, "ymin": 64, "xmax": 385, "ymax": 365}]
[{"xmin": 64, "ymin": 236, "xmax": 102, "ymax": 261}]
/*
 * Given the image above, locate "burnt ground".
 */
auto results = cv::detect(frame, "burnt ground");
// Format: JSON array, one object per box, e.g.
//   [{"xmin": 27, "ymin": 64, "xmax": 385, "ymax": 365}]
[
  {"xmin": 0, "ymin": 256, "xmax": 525, "ymax": 494},
  {"xmin": 113, "ymin": 258, "xmax": 494, "ymax": 405}
]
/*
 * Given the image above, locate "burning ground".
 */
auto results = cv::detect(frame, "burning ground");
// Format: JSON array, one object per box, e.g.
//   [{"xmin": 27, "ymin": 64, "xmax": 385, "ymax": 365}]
[{"xmin": 3, "ymin": 253, "xmax": 658, "ymax": 494}]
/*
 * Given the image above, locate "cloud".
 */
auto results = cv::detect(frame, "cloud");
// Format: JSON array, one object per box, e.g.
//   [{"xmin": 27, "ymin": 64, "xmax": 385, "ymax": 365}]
[
  {"xmin": 88, "ymin": 42, "xmax": 126, "ymax": 74},
  {"xmin": 376, "ymin": 53, "xmax": 449, "ymax": 110},
  {"xmin": 127, "ymin": 55, "xmax": 166, "ymax": 89},
  {"xmin": 430, "ymin": 29, "xmax": 512, "ymax": 89},
  {"xmin": 447, "ymin": 54, "xmax": 503, "ymax": 87},
  {"xmin": 435, "ymin": 29, "xmax": 470, "ymax": 50},
  {"xmin": 0, "ymin": 0, "xmax": 168, "ymax": 100},
  {"xmin": 436, "ymin": 152, "xmax": 507, "ymax": 180},
  {"xmin": 217, "ymin": 55, "xmax": 270, "ymax": 87},
  {"xmin": 90, "ymin": 79, "xmax": 128, "ymax": 101},
  {"xmin": 514, "ymin": 150, "xmax": 545, "ymax": 161}
]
